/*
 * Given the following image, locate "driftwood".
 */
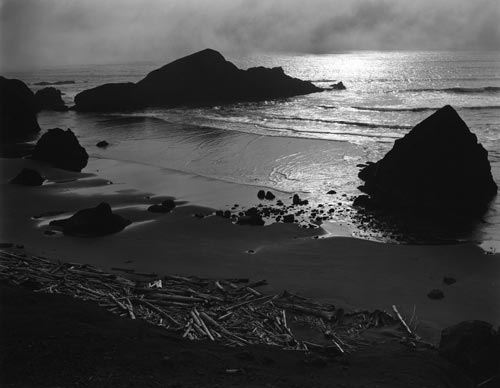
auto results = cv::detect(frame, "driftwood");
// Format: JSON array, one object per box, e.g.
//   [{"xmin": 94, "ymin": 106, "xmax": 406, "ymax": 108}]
[{"xmin": 0, "ymin": 249, "xmax": 415, "ymax": 352}]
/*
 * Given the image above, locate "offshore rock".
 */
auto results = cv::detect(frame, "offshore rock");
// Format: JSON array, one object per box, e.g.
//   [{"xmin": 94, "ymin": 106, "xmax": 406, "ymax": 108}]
[
  {"xmin": 357, "ymin": 105, "xmax": 497, "ymax": 216},
  {"xmin": 0, "ymin": 76, "xmax": 40, "ymax": 140},
  {"xmin": 35, "ymin": 87, "xmax": 68, "ymax": 111},
  {"xmin": 49, "ymin": 203, "xmax": 131, "ymax": 237},
  {"xmin": 74, "ymin": 49, "xmax": 322, "ymax": 112},
  {"xmin": 31, "ymin": 128, "xmax": 89, "ymax": 172},
  {"xmin": 330, "ymin": 81, "xmax": 346, "ymax": 90}
]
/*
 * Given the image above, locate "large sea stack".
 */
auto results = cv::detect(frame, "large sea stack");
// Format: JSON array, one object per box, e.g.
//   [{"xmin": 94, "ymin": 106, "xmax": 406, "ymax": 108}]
[
  {"xmin": 356, "ymin": 105, "xmax": 497, "ymax": 216},
  {"xmin": 0, "ymin": 76, "xmax": 40, "ymax": 140},
  {"xmin": 34, "ymin": 87, "xmax": 68, "ymax": 111},
  {"xmin": 74, "ymin": 49, "xmax": 322, "ymax": 111}
]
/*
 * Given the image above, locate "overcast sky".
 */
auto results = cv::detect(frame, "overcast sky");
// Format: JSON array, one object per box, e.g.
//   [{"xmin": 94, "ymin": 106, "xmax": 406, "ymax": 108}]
[{"xmin": 1, "ymin": 0, "xmax": 499, "ymax": 70}]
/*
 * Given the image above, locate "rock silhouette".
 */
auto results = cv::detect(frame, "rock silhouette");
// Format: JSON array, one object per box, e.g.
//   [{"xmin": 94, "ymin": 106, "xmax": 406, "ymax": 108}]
[
  {"xmin": 356, "ymin": 105, "xmax": 497, "ymax": 216},
  {"xmin": 10, "ymin": 168, "xmax": 44, "ymax": 186},
  {"xmin": 74, "ymin": 49, "xmax": 322, "ymax": 112},
  {"xmin": 31, "ymin": 128, "xmax": 89, "ymax": 172},
  {"xmin": 0, "ymin": 76, "xmax": 40, "ymax": 140},
  {"xmin": 49, "ymin": 203, "xmax": 131, "ymax": 237},
  {"xmin": 330, "ymin": 81, "xmax": 346, "ymax": 90},
  {"xmin": 35, "ymin": 87, "xmax": 68, "ymax": 111},
  {"xmin": 440, "ymin": 321, "xmax": 500, "ymax": 381}
]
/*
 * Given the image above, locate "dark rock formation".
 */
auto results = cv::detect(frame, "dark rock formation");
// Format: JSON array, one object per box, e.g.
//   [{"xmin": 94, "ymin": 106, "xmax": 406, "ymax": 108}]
[
  {"xmin": 443, "ymin": 277, "xmax": 456, "ymax": 285},
  {"xmin": 283, "ymin": 214, "xmax": 295, "ymax": 223},
  {"xmin": 96, "ymin": 140, "xmax": 109, "ymax": 148},
  {"xmin": 356, "ymin": 106, "xmax": 497, "ymax": 216},
  {"xmin": 148, "ymin": 199, "xmax": 176, "ymax": 213},
  {"xmin": 10, "ymin": 168, "xmax": 44, "ymax": 186},
  {"xmin": 0, "ymin": 76, "xmax": 40, "ymax": 140},
  {"xmin": 34, "ymin": 87, "xmax": 68, "ymax": 111},
  {"xmin": 31, "ymin": 128, "xmax": 88, "ymax": 172},
  {"xmin": 49, "ymin": 203, "xmax": 131, "ymax": 237},
  {"xmin": 427, "ymin": 289, "xmax": 444, "ymax": 300},
  {"xmin": 265, "ymin": 191, "xmax": 275, "ymax": 200},
  {"xmin": 330, "ymin": 81, "xmax": 346, "ymax": 90},
  {"xmin": 440, "ymin": 321, "xmax": 500, "ymax": 381},
  {"xmin": 74, "ymin": 49, "xmax": 322, "ymax": 112},
  {"xmin": 327, "ymin": 190, "xmax": 337, "ymax": 195},
  {"xmin": 257, "ymin": 190, "xmax": 266, "ymax": 200},
  {"xmin": 292, "ymin": 194, "xmax": 308, "ymax": 206},
  {"xmin": 237, "ymin": 214, "xmax": 265, "ymax": 226}
]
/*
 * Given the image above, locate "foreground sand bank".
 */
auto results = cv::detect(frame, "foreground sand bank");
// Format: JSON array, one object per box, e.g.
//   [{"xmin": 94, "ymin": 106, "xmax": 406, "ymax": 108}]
[{"xmin": 1, "ymin": 156, "xmax": 499, "ymax": 344}]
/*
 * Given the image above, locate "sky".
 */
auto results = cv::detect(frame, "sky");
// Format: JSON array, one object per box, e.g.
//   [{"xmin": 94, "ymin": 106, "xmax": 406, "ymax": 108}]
[{"xmin": 1, "ymin": 0, "xmax": 499, "ymax": 70}]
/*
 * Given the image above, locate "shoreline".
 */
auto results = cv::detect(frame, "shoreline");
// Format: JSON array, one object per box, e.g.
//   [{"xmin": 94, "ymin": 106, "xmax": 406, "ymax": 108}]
[{"xmin": 1, "ymin": 154, "xmax": 499, "ymax": 346}]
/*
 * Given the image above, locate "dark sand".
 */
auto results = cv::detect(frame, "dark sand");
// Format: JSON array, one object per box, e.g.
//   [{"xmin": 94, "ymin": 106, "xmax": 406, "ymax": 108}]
[{"xmin": 1, "ymin": 155, "xmax": 499, "ymax": 386}]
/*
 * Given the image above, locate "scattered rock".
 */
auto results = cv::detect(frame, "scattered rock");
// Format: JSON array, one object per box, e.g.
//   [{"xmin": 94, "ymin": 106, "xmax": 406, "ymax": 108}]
[
  {"xmin": 237, "ymin": 214, "xmax": 264, "ymax": 226},
  {"xmin": 49, "ymin": 202, "xmax": 131, "ymax": 237},
  {"xmin": 357, "ymin": 106, "xmax": 497, "ymax": 216},
  {"xmin": 31, "ymin": 128, "xmax": 89, "ymax": 172},
  {"xmin": 283, "ymin": 214, "xmax": 295, "ymax": 223},
  {"xmin": 330, "ymin": 81, "xmax": 346, "ymax": 90},
  {"xmin": 74, "ymin": 49, "xmax": 322, "ymax": 112},
  {"xmin": 34, "ymin": 87, "xmax": 68, "ymax": 111},
  {"xmin": 10, "ymin": 168, "xmax": 44, "ymax": 186},
  {"xmin": 443, "ymin": 277, "xmax": 456, "ymax": 285},
  {"xmin": 265, "ymin": 191, "xmax": 275, "ymax": 200},
  {"xmin": 327, "ymin": 190, "xmax": 337, "ymax": 195},
  {"xmin": 427, "ymin": 289, "xmax": 444, "ymax": 300},
  {"xmin": 0, "ymin": 76, "xmax": 40, "ymax": 140},
  {"xmin": 292, "ymin": 194, "xmax": 308, "ymax": 206},
  {"xmin": 440, "ymin": 321, "xmax": 500, "ymax": 381},
  {"xmin": 96, "ymin": 140, "xmax": 109, "ymax": 148},
  {"xmin": 257, "ymin": 190, "xmax": 266, "ymax": 199},
  {"xmin": 148, "ymin": 199, "xmax": 176, "ymax": 213}
]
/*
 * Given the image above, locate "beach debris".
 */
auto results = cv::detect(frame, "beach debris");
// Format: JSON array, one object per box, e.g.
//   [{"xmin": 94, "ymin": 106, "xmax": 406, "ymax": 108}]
[
  {"xmin": 96, "ymin": 140, "xmax": 109, "ymax": 148},
  {"xmin": 148, "ymin": 199, "xmax": 176, "ymax": 213},
  {"xmin": 0, "ymin": 249, "xmax": 415, "ymax": 353},
  {"xmin": 31, "ymin": 128, "xmax": 89, "ymax": 172},
  {"xmin": 427, "ymin": 289, "xmax": 445, "ymax": 300},
  {"xmin": 10, "ymin": 168, "xmax": 45, "ymax": 186},
  {"xmin": 49, "ymin": 202, "xmax": 131, "ymax": 237}
]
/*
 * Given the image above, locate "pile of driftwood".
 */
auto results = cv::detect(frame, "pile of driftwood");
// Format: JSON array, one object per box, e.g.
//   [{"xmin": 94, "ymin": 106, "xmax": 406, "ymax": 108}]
[{"xmin": 0, "ymin": 250, "xmax": 417, "ymax": 352}]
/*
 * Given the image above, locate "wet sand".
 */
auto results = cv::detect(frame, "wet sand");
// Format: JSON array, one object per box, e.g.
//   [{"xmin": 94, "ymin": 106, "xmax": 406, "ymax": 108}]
[{"xmin": 1, "ymin": 155, "xmax": 499, "ymax": 345}]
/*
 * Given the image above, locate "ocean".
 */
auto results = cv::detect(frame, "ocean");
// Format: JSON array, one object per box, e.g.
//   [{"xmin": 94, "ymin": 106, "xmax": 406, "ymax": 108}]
[{"xmin": 5, "ymin": 50, "xmax": 500, "ymax": 250}]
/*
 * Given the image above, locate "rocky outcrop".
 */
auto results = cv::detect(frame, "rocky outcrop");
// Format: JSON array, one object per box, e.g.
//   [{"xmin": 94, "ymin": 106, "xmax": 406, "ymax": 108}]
[
  {"xmin": 49, "ymin": 202, "xmax": 131, "ymax": 237},
  {"xmin": 440, "ymin": 321, "xmax": 500, "ymax": 381},
  {"xmin": 31, "ymin": 128, "xmax": 89, "ymax": 172},
  {"xmin": 74, "ymin": 49, "xmax": 322, "ymax": 112},
  {"xmin": 0, "ymin": 76, "xmax": 40, "ymax": 140},
  {"xmin": 330, "ymin": 81, "xmax": 346, "ymax": 90},
  {"xmin": 34, "ymin": 87, "xmax": 68, "ymax": 111},
  {"xmin": 96, "ymin": 140, "xmax": 109, "ymax": 148},
  {"xmin": 10, "ymin": 168, "xmax": 44, "ymax": 186},
  {"xmin": 356, "ymin": 105, "xmax": 497, "ymax": 216}
]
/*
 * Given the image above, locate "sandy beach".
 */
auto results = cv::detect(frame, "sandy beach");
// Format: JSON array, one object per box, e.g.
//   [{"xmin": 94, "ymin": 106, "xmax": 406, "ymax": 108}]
[{"xmin": 2, "ymin": 154, "xmax": 499, "ymax": 346}]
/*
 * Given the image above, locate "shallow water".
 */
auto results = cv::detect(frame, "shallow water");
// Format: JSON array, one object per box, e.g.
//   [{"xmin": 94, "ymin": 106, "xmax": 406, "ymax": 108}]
[{"xmin": 6, "ymin": 50, "xmax": 500, "ymax": 250}]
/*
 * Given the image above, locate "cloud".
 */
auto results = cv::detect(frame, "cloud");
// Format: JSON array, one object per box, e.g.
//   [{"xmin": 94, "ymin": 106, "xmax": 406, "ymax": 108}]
[{"xmin": 1, "ymin": 0, "xmax": 499, "ymax": 71}]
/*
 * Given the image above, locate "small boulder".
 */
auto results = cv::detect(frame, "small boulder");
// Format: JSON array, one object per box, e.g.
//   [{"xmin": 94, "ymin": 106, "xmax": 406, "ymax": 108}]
[
  {"xmin": 237, "ymin": 214, "xmax": 264, "ymax": 226},
  {"xmin": 10, "ymin": 168, "xmax": 44, "ymax": 186},
  {"xmin": 443, "ymin": 276, "xmax": 456, "ymax": 285},
  {"xmin": 31, "ymin": 128, "xmax": 89, "ymax": 172},
  {"xmin": 49, "ymin": 202, "xmax": 130, "ymax": 237},
  {"xmin": 283, "ymin": 214, "xmax": 295, "ymax": 223},
  {"xmin": 440, "ymin": 321, "xmax": 500, "ymax": 380},
  {"xmin": 327, "ymin": 190, "xmax": 336, "ymax": 195},
  {"xmin": 292, "ymin": 194, "xmax": 308, "ymax": 206},
  {"xmin": 257, "ymin": 190, "xmax": 266, "ymax": 199},
  {"xmin": 96, "ymin": 140, "xmax": 109, "ymax": 148},
  {"xmin": 148, "ymin": 199, "xmax": 176, "ymax": 213},
  {"xmin": 427, "ymin": 289, "xmax": 444, "ymax": 300},
  {"xmin": 265, "ymin": 191, "xmax": 275, "ymax": 200},
  {"xmin": 330, "ymin": 81, "xmax": 346, "ymax": 90},
  {"xmin": 34, "ymin": 87, "xmax": 68, "ymax": 111}
]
